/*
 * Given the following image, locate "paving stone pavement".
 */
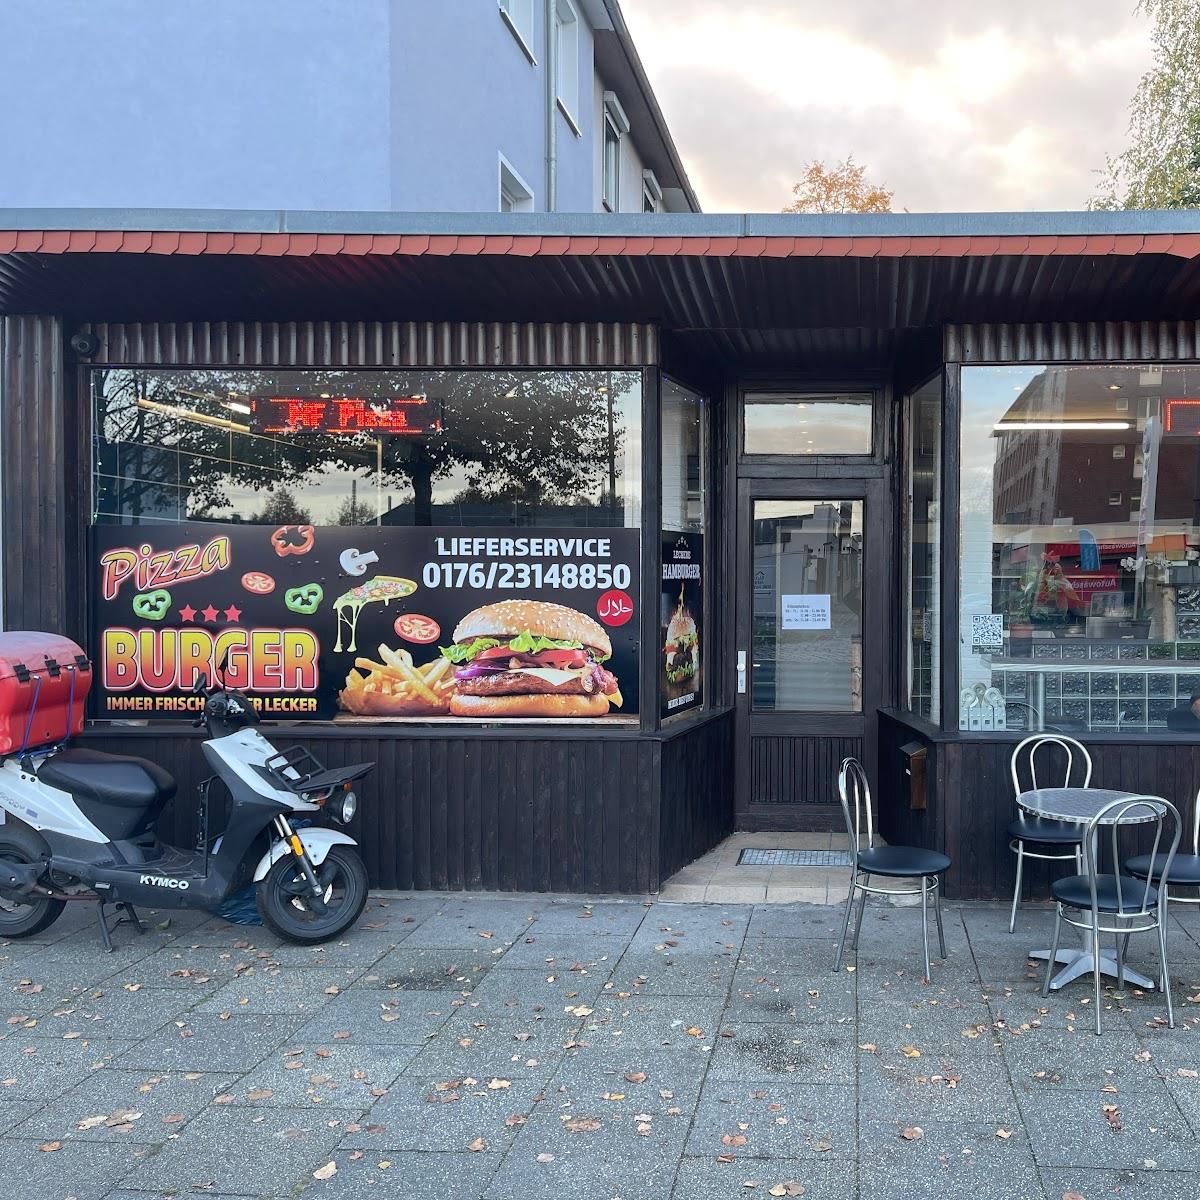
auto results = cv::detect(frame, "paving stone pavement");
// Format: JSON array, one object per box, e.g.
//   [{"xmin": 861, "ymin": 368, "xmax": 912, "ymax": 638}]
[{"xmin": 2, "ymin": 895, "xmax": 1200, "ymax": 1199}]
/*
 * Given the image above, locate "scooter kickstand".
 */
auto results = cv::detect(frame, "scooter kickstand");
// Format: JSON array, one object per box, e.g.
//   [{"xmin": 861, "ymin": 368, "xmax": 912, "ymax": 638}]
[{"xmin": 95, "ymin": 901, "xmax": 115, "ymax": 953}]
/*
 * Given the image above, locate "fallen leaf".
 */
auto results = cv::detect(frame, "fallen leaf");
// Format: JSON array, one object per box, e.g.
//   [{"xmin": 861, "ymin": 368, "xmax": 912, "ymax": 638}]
[
  {"xmin": 1102, "ymin": 1105, "xmax": 1122, "ymax": 1132},
  {"xmin": 812, "ymin": 1139, "xmax": 833, "ymax": 1153},
  {"xmin": 246, "ymin": 1089, "xmax": 273, "ymax": 1101},
  {"xmin": 624, "ymin": 1071, "xmax": 647, "ymax": 1084},
  {"xmin": 536, "ymin": 1152, "xmax": 555, "ymax": 1163},
  {"xmin": 487, "ymin": 1079, "xmax": 511, "ymax": 1091},
  {"xmin": 900, "ymin": 1127, "xmax": 924, "ymax": 1141},
  {"xmin": 717, "ymin": 1154, "xmax": 737, "ymax": 1163},
  {"xmin": 312, "ymin": 1161, "xmax": 337, "ymax": 1180},
  {"xmin": 768, "ymin": 1185, "xmax": 805, "ymax": 1197},
  {"xmin": 39, "ymin": 1142, "xmax": 62, "ymax": 1152},
  {"xmin": 1176, "ymin": 1068, "xmax": 1198, "ymax": 1078},
  {"xmin": 565, "ymin": 1117, "xmax": 601, "ymax": 1132},
  {"xmin": 601, "ymin": 1092, "xmax": 625, "ymax": 1101},
  {"xmin": 901, "ymin": 1046, "xmax": 921, "ymax": 1059},
  {"xmin": 468, "ymin": 1137, "xmax": 488, "ymax": 1152},
  {"xmin": 686, "ymin": 1026, "xmax": 704, "ymax": 1037},
  {"xmin": 996, "ymin": 1128, "xmax": 1013, "ymax": 1140},
  {"xmin": 505, "ymin": 1114, "xmax": 527, "ymax": 1127},
  {"xmin": 858, "ymin": 1043, "xmax": 877, "ymax": 1053},
  {"xmin": 1062, "ymin": 1193, "xmax": 1087, "ymax": 1200},
  {"xmin": 75, "ymin": 1116, "xmax": 108, "ymax": 1131},
  {"xmin": 723, "ymin": 1134, "xmax": 748, "ymax": 1146},
  {"xmin": 161, "ymin": 1113, "xmax": 186, "ymax": 1124}
]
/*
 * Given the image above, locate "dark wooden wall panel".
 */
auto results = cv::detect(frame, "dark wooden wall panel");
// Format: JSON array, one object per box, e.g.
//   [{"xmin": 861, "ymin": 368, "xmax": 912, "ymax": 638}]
[
  {"xmin": 750, "ymin": 735, "xmax": 862, "ymax": 805},
  {"xmin": 79, "ymin": 716, "xmax": 734, "ymax": 896},
  {"xmin": 657, "ymin": 711, "xmax": 736, "ymax": 885},
  {"xmin": 879, "ymin": 713, "xmax": 1200, "ymax": 900},
  {"xmin": 1, "ymin": 315, "xmax": 65, "ymax": 630}
]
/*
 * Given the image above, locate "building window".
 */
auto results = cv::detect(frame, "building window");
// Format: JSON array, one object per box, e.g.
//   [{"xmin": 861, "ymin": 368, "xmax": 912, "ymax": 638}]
[
  {"xmin": 498, "ymin": 0, "xmax": 536, "ymax": 62},
  {"xmin": 642, "ymin": 170, "xmax": 662, "ymax": 213},
  {"xmin": 554, "ymin": 0, "xmax": 579, "ymax": 125},
  {"xmin": 91, "ymin": 367, "xmax": 642, "ymax": 529},
  {"xmin": 743, "ymin": 393, "xmax": 873, "ymax": 456},
  {"xmin": 498, "ymin": 155, "xmax": 534, "ymax": 213},
  {"xmin": 903, "ymin": 376, "xmax": 942, "ymax": 721},
  {"xmin": 960, "ymin": 362, "xmax": 1200, "ymax": 734},
  {"xmin": 602, "ymin": 92, "xmax": 629, "ymax": 212}
]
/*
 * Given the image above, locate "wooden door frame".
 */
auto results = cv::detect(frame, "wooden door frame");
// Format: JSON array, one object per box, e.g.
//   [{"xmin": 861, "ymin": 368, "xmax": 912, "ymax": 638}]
[{"xmin": 726, "ymin": 375, "xmax": 897, "ymax": 832}]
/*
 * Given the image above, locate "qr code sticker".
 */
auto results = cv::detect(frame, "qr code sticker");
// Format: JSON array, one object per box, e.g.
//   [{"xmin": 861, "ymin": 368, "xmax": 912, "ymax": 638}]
[{"xmin": 971, "ymin": 614, "xmax": 1004, "ymax": 648}]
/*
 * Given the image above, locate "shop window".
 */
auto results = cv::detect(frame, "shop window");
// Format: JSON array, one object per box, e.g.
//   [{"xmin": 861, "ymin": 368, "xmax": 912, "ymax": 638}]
[
  {"xmin": 903, "ymin": 376, "xmax": 941, "ymax": 721},
  {"xmin": 91, "ymin": 367, "xmax": 642, "ymax": 529},
  {"xmin": 960, "ymin": 363, "xmax": 1200, "ymax": 734},
  {"xmin": 743, "ymin": 393, "xmax": 873, "ymax": 456},
  {"xmin": 660, "ymin": 379, "xmax": 706, "ymax": 718}
]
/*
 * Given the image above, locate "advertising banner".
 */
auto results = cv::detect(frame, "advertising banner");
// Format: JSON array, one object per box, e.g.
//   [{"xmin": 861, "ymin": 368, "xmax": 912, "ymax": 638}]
[
  {"xmin": 92, "ymin": 523, "xmax": 639, "ymax": 722},
  {"xmin": 660, "ymin": 532, "xmax": 703, "ymax": 717}
]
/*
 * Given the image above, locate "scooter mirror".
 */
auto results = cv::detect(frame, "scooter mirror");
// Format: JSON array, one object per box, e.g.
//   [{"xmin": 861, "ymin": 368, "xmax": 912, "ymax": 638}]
[
  {"xmin": 190, "ymin": 672, "xmax": 208, "ymax": 696},
  {"xmin": 215, "ymin": 649, "xmax": 231, "ymax": 688}
]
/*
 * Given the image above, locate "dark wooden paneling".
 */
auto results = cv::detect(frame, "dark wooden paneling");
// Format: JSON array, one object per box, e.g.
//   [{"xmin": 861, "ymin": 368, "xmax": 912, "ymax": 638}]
[
  {"xmin": 1, "ymin": 315, "xmax": 65, "ymax": 630},
  {"xmin": 81, "ymin": 321, "xmax": 659, "ymax": 368},
  {"xmin": 749, "ymin": 735, "xmax": 861, "ymax": 805},
  {"xmin": 79, "ymin": 714, "xmax": 734, "ymax": 896},
  {"xmin": 657, "ymin": 710, "xmax": 735, "ymax": 884},
  {"xmin": 878, "ymin": 712, "xmax": 1200, "ymax": 901},
  {"xmin": 945, "ymin": 321, "xmax": 1200, "ymax": 364}
]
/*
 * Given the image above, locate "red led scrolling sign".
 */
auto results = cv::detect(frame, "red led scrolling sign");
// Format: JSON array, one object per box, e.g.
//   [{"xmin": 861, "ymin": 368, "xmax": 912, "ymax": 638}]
[
  {"xmin": 250, "ymin": 396, "xmax": 442, "ymax": 435},
  {"xmin": 1164, "ymin": 398, "xmax": 1200, "ymax": 435}
]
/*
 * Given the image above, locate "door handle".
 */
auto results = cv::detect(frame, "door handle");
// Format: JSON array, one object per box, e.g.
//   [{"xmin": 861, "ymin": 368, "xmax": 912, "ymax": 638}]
[{"xmin": 736, "ymin": 650, "xmax": 747, "ymax": 695}]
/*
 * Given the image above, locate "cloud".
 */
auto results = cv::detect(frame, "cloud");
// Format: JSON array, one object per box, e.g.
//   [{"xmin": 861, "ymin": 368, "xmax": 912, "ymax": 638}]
[{"xmin": 621, "ymin": 0, "xmax": 1153, "ymax": 212}]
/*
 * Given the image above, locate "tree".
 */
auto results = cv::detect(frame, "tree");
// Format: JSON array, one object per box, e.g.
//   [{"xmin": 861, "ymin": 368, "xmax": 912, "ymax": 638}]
[
  {"xmin": 249, "ymin": 488, "xmax": 311, "ymax": 525},
  {"xmin": 783, "ymin": 157, "xmax": 893, "ymax": 214},
  {"xmin": 1092, "ymin": 0, "xmax": 1200, "ymax": 210}
]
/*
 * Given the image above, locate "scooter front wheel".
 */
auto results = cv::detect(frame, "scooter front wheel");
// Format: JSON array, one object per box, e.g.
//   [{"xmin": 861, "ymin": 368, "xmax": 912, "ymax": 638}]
[
  {"xmin": 0, "ymin": 824, "xmax": 65, "ymax": 939},
  {"xmin": 255, "ymin": 845, "xmax": 369, "ymax": 944}
]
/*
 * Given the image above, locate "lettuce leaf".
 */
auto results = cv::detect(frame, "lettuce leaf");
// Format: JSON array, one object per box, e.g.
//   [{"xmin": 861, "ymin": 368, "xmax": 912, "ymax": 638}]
[{"xmin": 440, "ymin": 630, "xmax": 605, "ymax": 664}]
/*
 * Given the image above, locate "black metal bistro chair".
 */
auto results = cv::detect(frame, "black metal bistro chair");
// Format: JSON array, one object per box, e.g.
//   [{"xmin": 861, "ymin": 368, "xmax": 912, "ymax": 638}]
[
  {"xmin": 1127, "ymin": 786, "xmax": 1200, "ymax": 907},
  {"xmin": 1042, "ymin": 795, "xmax": 1181, "ymax": 1036},
  {"xmin": 1008, "ymin": 734, "xmax": 1091, "ymax": 933},
  {"xmin": 832, "ymin": 756, "xmax": 952, "ymax": 982}
]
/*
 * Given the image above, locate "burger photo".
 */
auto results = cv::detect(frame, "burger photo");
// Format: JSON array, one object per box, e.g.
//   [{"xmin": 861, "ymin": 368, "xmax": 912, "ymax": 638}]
[
  {"xmin": 441, "ymin": 599, "xmax": 623, "ymax": 717},
  {"xmin": 663, "ymin": 596, "xmax": 699, "ymax": 690}
]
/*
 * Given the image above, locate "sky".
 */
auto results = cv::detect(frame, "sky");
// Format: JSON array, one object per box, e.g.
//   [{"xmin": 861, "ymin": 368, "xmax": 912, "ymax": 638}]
[{"xmin": 620, "ymin": 0, "xmax": 1155, "ymax": 213}]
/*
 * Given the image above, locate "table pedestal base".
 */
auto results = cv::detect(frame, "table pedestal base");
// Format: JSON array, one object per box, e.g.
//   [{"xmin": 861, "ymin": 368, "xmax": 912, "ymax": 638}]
[{"xmin": 1029, "ymin": 940, "xmax": 1157, "ymax": 991}]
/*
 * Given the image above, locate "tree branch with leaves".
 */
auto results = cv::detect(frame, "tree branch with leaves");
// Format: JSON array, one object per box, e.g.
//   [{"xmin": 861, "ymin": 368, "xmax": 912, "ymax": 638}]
[{"xmin": 783, "ymin": 157, "xmax": 893, "ymax": 214}]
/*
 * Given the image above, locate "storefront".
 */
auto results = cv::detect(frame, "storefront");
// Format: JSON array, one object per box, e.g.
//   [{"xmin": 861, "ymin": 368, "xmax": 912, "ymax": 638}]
[{"xmin": 3, "ymin": 210, "xmax": 1200, "ymax": 898}]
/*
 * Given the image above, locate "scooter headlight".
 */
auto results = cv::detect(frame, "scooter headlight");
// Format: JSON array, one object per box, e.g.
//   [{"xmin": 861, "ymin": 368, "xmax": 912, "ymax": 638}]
[{"xmin": 329, "ymin": 789, "xmax": 357, "ymax": 825}]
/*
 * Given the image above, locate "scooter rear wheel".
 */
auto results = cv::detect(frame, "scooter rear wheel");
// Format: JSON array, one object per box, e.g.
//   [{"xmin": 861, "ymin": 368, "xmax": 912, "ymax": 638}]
[
  {"xmin": 0, "ymin": 825, "xmax": 65, "ymax": 939},
  {"xmin": 255, "ymin": 845, "xmax": 369, "ymax": 944}
]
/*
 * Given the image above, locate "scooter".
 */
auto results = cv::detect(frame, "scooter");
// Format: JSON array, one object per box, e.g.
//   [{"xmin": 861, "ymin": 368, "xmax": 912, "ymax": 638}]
[{"xmin": 0, "ymin": 665, "xmax": 374, "ymax": 947}]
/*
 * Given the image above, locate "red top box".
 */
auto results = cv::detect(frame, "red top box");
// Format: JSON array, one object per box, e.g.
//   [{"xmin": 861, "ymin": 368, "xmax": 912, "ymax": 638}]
[{"xmin": 0, "ymin": 632, "xmax": 91, "ymax": 755}]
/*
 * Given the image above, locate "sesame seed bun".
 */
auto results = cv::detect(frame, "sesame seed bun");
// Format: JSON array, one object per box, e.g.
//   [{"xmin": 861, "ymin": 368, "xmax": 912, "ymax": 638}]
[{"xmin": 449, "ymin": 691, "xmax": 611, "ymax": 718}]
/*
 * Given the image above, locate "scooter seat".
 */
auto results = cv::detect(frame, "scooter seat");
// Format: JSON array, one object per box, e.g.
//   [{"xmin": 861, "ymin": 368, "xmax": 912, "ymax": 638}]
[{"xmin": 38, "ymin": 748, "xmax": 176, "ymax": 811}]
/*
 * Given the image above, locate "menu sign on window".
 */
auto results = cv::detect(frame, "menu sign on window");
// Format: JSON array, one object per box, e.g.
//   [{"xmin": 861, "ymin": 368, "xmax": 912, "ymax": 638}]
[
  {"xmin": 660, "ymin": 532, "xmax": 703, "ymax": 717},
  {"xmin": 92, "ymin": 523, "xmax": 639, "ymax": 722}
]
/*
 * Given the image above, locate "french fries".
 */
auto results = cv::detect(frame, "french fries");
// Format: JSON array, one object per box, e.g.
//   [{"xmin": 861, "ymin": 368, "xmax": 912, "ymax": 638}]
[{"xmin": 339, "ymin": 643, "xmax": 455, "ymax": 715}]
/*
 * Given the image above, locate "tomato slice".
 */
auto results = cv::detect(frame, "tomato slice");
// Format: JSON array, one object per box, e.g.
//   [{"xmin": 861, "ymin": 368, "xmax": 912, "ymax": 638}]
[
  {"xmin": 393, "ymin": 613, "xmax": 441, "ymax": 644},
  {"xmin": 474, "ymin": 644, "xmax": 518, "ymax": 660}
]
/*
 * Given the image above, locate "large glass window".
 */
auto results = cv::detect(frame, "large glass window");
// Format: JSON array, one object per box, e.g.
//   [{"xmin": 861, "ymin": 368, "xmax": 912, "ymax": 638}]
[
  {"xmin": 743, "ymin": 393, "xmax": 872, "ymax": 456},
  {"xmin": 661, "ymin": 379, "xmax": 704, "ymax": 533},
  {"xmin": 752, "ymin": 500, "xmax": 863, "ymax": 712},
  {"xmin": 961, "ymin": 363, "xmax": 1200, "ymax": 734},
  {"xmin": 904, "ymin": 377, "xmax": 941, "ymax": 721},
  {"xmin": 91, "ymin": 368, "xmax": 642, "ymax": 528}
]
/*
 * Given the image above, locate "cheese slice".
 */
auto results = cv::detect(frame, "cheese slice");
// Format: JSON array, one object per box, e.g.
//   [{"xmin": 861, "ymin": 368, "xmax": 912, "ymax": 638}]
[{"xmin": 511, "ymin": 667, "xmax": 590, "ymax": 687}]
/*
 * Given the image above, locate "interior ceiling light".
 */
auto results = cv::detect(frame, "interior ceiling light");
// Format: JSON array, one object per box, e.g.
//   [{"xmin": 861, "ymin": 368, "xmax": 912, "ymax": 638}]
[
  {"xmin": 994, "ymin": 421, "xmax": 1131, "ymax": 431},
  {"xmin": 1107, "ymin": 384, "xmax": 1123, "ymax": 391}
]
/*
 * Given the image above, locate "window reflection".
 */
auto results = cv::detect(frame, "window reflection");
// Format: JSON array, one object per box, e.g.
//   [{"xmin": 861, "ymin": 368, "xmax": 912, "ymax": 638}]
[
  {"xmin": 961, "ymin": 364, "xmax": 1200, "ymax": 733},
  {"xmin": 744, "ymin": 393, "xmax": 872, "ymax": 456},
  {"xmin": 92, "ymin": 368, "xmax": 642, "ymax": 528}
]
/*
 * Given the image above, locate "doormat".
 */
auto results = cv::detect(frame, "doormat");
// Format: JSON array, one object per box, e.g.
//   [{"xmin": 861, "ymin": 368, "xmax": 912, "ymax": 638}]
[{"xmin": 737, "ymin": 848, "xmax": 852, "ymax": 867}]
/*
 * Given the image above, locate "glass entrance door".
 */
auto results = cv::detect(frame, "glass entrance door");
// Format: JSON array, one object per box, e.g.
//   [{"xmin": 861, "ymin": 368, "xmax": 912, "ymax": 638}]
[{"xmin": 735, "ymin": 480, "xmax": 887, "ymax": 823}]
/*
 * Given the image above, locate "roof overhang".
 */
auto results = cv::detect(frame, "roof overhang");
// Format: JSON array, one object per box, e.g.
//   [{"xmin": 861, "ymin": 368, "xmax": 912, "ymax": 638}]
[{"xmin": 3, "ymin": 210, "xmax": 1200, "ymax": 366}]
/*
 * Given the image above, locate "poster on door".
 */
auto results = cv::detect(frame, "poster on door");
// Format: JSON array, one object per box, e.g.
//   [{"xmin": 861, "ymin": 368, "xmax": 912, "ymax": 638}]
[
  {"xmin": 91, "ymin": 523, "xmax": 639, "ymax": 722},
  {"xmin": 661, "ymin": 531, "xmax": 703, "ymax": 717}
]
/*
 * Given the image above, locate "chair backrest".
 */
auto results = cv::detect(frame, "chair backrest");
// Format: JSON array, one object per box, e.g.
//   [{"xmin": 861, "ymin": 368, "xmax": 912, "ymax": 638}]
[
  {"xmin": 837, "ymin": 756, "xmax": 873, "ymax": 854},
  {"xmin": 1082, "ymin": 795, "xmax": 1181, "ymax": 916},
  {"xmin": 1191, "ymin": 786, "xmax": 1200, "ymax": 857},
  {"xmin": 1010, "ymin": 734, "xmax": 1093, "ymax": 801}
]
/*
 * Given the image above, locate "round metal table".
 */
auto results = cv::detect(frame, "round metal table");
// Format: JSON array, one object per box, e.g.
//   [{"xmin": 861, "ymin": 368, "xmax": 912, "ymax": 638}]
[{"xmin": 1017, "ymin": 787, "xmax": 1164, "ymax": 991}]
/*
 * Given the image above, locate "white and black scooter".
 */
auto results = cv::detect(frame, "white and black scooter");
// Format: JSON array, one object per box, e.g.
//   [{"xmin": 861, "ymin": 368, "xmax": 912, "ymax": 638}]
[{"xmin": 0, "ymin": 665, "xmax": 373, "ymax": 947}]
